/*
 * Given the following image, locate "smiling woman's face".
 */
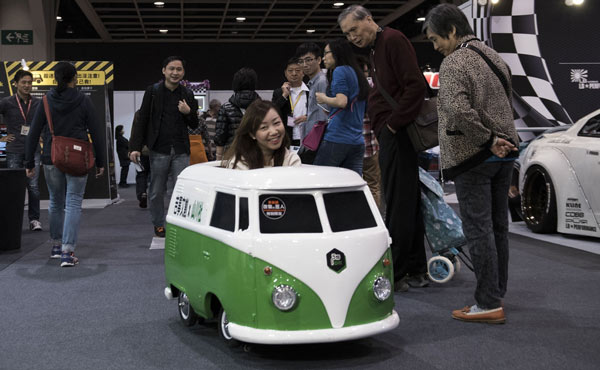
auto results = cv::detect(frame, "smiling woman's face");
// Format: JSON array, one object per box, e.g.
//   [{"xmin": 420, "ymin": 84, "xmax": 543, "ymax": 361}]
[{"xmin": 252, "ymin": 108, "xmax": 285, "ymax": 156}]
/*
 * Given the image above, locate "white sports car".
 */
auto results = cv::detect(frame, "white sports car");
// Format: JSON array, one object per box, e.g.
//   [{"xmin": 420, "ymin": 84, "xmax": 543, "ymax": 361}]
[{"xmin": 519, "ymin": 109, "xmax": 600, "ymax": 238}]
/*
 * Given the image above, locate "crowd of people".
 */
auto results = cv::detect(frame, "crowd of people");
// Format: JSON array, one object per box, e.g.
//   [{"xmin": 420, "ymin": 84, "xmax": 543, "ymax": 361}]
[{"xmin": 2, "ymin": 3, "xmax": 518, "ymax": 324}]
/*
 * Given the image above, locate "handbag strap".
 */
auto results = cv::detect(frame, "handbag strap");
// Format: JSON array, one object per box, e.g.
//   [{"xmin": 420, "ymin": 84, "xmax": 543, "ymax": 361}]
[
  {"xmin": 369, "ymin": 51, "xmax": 433, "ymax": 111},
  {"xmin": 459, "ymin": 43, "xmax": 510, "ymax": 99},
  {"xmin": 327, "ymin": 97, "xmax": 356, "ymax": 122},
  {"xmin": 43, "ymin": 96, "xmax": 55, "ymax": 137}
]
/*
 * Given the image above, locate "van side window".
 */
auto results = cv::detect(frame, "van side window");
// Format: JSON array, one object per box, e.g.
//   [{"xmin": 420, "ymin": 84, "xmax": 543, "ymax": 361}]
[
  {"xmin": 323, "ymin": 191, "xmax": 377, "ymax": 232},
  {"xmin": 259, "ymin": 194, "xmax": 322, "ymax": 234},
  {"xmin": 210, "ymin": 192, "xmax": 235, "ymax": 232},
  {"xmin": 239, "ymin": 197, "xmax": 249, "ymax": 231}
]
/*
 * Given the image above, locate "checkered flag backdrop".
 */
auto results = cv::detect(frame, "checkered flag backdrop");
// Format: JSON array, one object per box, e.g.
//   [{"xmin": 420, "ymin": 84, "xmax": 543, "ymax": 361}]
[{"xmin": 472, "ymin": 0, "xmax": 573, "ymax": 141}]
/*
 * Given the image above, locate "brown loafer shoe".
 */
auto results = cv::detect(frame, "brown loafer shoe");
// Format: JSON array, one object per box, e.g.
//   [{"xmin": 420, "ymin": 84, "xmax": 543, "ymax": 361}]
[{"xmin": 452, "ymin": 305, "xmax": 506, "ymax": 324}]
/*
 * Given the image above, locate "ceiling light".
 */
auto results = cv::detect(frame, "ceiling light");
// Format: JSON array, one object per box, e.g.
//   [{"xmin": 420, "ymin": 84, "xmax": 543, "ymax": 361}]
[
  {"xmin": 154, "ymin": 1, "xmax": 165, "ymax": 7},
  {"xmin": 490, "ymin": 0, "xmax": 500, "ymax": 4},
  {"xmin": 416, "ymin": 17, "xmax": 426, "ymax": 22},
  {"xmin": 333, "ymin": 2, "xmax": 345, "ymax": 7},
  {"xmin": 236, "ymin": 17, "xmax": 246, "ymax": 22},
  {"xmin": 572, "ymin": 0, "xmax": 584, "ymax": 5},
  {"xmin": 159, "ymin": 29, "xmax": 168, "ymax": 34},
  {"xmin": 306, "ymin": 29, "xmax": 316, "ymax": 33},
  {"xmin": 232, "ymin": 31, "xmax": 238, "ymax": 34},
  {"xmin": 56, "ymin": 16, "xmax": 62, "ymax": 21}
]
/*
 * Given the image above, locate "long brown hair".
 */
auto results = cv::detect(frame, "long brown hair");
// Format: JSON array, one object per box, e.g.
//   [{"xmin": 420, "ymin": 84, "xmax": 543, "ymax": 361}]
[{"xmin": 223, "ymin": 99, "xmax": 290, "ymax": 169}]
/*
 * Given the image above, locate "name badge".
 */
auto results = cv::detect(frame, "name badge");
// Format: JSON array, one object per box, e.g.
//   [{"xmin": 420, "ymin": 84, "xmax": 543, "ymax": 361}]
[
  {"xmin": 287, "ymin": 116, "xmax": 295, "ymax": 127},
  {"xmin": 20, "ymin": 125, "xmax": 30, "ymax": 136},
  {"xmin": 73, "ymin": 145, "xmax": 82, "ymax": 151}
]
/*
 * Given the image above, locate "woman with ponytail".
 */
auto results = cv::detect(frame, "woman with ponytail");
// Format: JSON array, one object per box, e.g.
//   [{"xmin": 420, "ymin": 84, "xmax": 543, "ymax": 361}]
[
  {"xmin": 314, "ymin": 38, "xmax": 369, "ymax": 175},
  {"xmin": 25, "ymin": 61, "xmax": 106, "ymax": 268}
]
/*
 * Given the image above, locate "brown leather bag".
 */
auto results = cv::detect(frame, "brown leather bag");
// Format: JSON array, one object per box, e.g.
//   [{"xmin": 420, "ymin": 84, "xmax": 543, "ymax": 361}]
[{"xmin": 43, "ymin": 96, "xmax": 95, "ymax": 176}]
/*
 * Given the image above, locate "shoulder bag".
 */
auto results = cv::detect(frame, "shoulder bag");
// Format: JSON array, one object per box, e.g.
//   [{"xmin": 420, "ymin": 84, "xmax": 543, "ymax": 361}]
[
  {"xmin": 370, "ymin": 56, "xmax": 438, "ymax": 152},
  {"xmin": 43, "ymin": 96, "xmax": 95, "ymax": 176}
]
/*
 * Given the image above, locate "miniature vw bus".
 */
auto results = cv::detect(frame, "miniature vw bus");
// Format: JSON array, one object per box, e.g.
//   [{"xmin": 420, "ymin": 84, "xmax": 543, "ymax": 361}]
[{"xmin": 163, "ymin": 163, "xmax": 399, "ymax": 345}]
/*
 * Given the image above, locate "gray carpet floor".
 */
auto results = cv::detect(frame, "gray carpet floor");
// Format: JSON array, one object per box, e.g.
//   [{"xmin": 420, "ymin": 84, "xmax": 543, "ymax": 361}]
[{"xmin": 1, "ymin": 186, "xmax": 599, "ymax": 370}]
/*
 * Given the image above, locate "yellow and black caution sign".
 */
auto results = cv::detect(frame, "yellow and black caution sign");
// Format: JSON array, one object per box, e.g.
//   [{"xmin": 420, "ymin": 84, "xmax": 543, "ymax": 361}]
[{"xmin": 3, "ymin": 61, "xmax": 114, "ymax": 94}]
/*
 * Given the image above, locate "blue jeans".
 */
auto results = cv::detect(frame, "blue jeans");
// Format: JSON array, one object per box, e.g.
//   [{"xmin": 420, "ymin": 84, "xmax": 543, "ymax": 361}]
[
  {"xmin": 7, "ymin": 152, "xmax": 41, "ymax": 221},
  {"xmin": 149, "ymin": 149, "xmax": 189, "ymax": 228},
  {"xmin": 454, "ymin": 161, "xmax": 513, "ymax": 309},
  {"xmin": 43, "ymin": 165, "xmax": 88, "ymax": 253},
  {"xmin": 313, "ymin": 140, "xmax": 365, "ymax": 176}
]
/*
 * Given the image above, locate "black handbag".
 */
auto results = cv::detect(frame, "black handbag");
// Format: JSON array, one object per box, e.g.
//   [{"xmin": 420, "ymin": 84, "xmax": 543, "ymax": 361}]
[{"xmin": 370, "ymin": 55, "xmax": 438, "ymax": 152}]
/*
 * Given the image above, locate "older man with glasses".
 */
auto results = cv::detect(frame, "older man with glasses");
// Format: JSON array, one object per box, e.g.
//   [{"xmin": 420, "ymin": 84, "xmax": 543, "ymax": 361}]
[{"xmin": 295, "ymin": 42, "xmax": 329, "ymax": 149}]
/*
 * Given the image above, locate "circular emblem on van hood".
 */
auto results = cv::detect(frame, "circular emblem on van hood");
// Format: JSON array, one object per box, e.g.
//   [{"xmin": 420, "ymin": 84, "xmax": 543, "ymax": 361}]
[
  {"xmin": 326, "ymin": 248, "xmax": 346, "ymax": 273},
  {"xmin": 261, "ymin": 197, "xmax": 286, "ymax": 220}
]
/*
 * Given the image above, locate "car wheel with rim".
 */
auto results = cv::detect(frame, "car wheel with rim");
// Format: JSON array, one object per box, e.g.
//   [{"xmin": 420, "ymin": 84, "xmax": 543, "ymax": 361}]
[
  {"xmin": 218, "ymin": 307, "xmax": 240, "ymax": 347},
  {"xmin": 522, "ymin": 165, "xmax": 557, "ymax": 233},
  {"xmin": 178, "ymin": 292, "xmax": 199, "ymax": 327}
]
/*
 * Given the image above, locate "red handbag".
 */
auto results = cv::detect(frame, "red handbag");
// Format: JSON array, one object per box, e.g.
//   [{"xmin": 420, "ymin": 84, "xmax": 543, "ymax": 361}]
[{"xmin": 43, "ymin": 96, "xmax": 95, "ymax": 176}]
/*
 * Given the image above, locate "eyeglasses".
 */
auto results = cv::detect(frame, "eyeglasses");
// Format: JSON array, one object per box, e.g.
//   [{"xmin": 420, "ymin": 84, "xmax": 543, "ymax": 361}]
[{"xmin": 297, "ymin": 57, "xmax": 315, "ymax": 65}]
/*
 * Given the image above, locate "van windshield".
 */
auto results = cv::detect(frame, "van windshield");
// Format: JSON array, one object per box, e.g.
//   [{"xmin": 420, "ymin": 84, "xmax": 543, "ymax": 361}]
[
  {"xmin": 259, "ymin": 194, "xmax": 322, "ymax": 234},
  {"xmin": 323, "ymin": 191, "xmax": 377, "ymax": 232}
]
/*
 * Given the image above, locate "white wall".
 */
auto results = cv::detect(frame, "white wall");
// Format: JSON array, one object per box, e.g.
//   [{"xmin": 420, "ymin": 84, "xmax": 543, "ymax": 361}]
[{"xmin": 113, "ymin": 89, "xmax": 273, "ymax": 184}]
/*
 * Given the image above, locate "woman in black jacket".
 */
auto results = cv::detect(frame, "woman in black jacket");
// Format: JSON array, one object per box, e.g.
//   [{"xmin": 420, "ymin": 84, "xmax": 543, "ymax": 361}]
[
  {"xmin": 25, "ymin": 61, "xmax": 106, "ymax": 268},
  {"xmin": 115, "ymin": 124, "xmax": 130, "ymax": 187}
]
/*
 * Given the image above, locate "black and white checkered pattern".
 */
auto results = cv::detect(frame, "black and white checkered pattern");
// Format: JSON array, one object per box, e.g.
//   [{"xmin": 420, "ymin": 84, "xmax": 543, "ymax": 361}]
[{"xmin": 472, "ymin": 0, "xmax": 572, "ymax": 132}]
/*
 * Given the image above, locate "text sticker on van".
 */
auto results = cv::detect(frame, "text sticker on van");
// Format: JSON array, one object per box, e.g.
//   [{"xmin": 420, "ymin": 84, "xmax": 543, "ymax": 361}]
[{"xmin": 262, "ymin": 197, "xmax": 286, "ymax": 220}]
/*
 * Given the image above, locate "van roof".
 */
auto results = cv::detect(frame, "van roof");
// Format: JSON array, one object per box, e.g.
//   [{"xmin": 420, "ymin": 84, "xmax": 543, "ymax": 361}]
[{"xmin": 177, "ymin": 162, "xmax": 366, "ymax": 190}]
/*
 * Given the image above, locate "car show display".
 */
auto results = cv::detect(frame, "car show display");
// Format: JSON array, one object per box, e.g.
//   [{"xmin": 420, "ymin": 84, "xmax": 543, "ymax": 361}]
[
  {"xmin": 519, "ymin": 109, "xmax": 600, "ymax": 238},
  {"xmin": 163, "ymin": 163, "xmax": 399, "ymax": 345}
]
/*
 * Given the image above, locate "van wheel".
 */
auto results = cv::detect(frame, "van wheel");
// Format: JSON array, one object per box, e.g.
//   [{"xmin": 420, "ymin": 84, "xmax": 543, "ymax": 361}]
[
  {"xmin": 178, "ymin": 292, "xmax": 198, "ymax": 327},
  {"xmin": 218, "ymin": 308, "xmax": 240, "ymax": 347},
  {"xmin": 522, "ymin": 165, "xmax": 557, "ymax": 233}
]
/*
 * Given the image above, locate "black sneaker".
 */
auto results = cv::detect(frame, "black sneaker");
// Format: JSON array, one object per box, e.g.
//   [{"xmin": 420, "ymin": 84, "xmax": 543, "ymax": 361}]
[
  {"xmin": 60, "ymin": 252, "xmax": 79, "ymax": 267},
  {"xmin": 29, "ymin": 220, "xmax": 43, "ymax": 231},
  {"xmin": 50, "ymin": 245, "xmax": 61, "ymax": 259},
  {"xmin": 406, "ymin": 273, "xmax": 430, "ymax": 288},
  {"xmin": 139, "ymin": 193, "xmax": 147, "ymax": 208},
  {"xmin": 394, "ymin": 277, "xmax": 410, "ymax": 292},
  {"xmin": 154, "ymin": 226, "xmax": 165, "ymax": 238}
]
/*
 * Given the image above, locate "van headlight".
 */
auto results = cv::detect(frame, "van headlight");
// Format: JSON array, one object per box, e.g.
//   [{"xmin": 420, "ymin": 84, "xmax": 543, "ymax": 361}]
[
  {"xmin": 272, "ymin": 285, "xmax": 297, "ymax": 311},
  {"xmin": 373, "ymin": 277, "xmax": 391, "ymax": 301}
]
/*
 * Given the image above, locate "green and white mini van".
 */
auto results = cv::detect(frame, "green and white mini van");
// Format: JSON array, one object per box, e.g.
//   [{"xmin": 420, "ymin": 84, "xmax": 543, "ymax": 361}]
[{"xmin": 163, "ymin": 163, "xmax": 399, "ymax": 345}]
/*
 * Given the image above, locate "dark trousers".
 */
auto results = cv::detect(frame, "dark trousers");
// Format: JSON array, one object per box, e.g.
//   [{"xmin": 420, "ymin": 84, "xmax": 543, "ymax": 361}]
[
  {"xmin": 454, "ymin": 161, "xmax": 512, "ymax": 309},
  {"xmin": 119, "ymin": 163, "xmax": 130, "ymax": 185},
  {"xmin": 135, "ymin": 154, "xmax": 151, "ymax": 201},
  {"xmin": 377, "ymin": 126, "xmax": 426, "ymax": 281}
]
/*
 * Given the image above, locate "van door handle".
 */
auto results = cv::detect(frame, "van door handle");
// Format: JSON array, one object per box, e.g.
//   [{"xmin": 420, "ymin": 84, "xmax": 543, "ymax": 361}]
[
  {"xmin": 587, "ymin": 150, "xmax": 599, "ymax": 156},
  {"xmin": 203, "ymin": 251, "xmax": 211, "ymax": 259}
]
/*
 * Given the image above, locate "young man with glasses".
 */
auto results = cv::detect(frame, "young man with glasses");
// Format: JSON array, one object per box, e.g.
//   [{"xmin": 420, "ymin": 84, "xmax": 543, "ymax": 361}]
[{"xmin": 295, "ymin": 43, "xmax": 329, "ymax": 143}]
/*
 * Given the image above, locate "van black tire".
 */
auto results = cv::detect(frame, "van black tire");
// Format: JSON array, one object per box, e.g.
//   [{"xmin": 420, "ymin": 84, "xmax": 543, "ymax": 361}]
[
  {"xmin": 178, "ymin": 292, "xmax": 198, "ymax": 327},
  {"xmin": 522, "ymin": 165, "xmax": 557, "ymax": 233},
  {"xmin": 218, "ymin": 308, "xmax": 240, "ymax": 347}
]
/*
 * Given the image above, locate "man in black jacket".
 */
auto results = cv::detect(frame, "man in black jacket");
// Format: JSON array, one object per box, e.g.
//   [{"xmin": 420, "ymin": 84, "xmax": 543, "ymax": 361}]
[
  {"xmin": 271, "ymin": 58, "xmax": 309, "ymax": 146},
  {"xmin": 0, "ymin": 70, "xmax": 42, "ymax": 231},
  {"xmin": 129, "ymin": 56, "xmax": 199, "ymax": 237}
]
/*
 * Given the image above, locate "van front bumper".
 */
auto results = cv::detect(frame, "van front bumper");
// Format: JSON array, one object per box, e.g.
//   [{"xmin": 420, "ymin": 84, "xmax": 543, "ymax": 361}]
[{"xmin": 228, "ymin": 310, "xmax": 399, "ymax": 344}]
